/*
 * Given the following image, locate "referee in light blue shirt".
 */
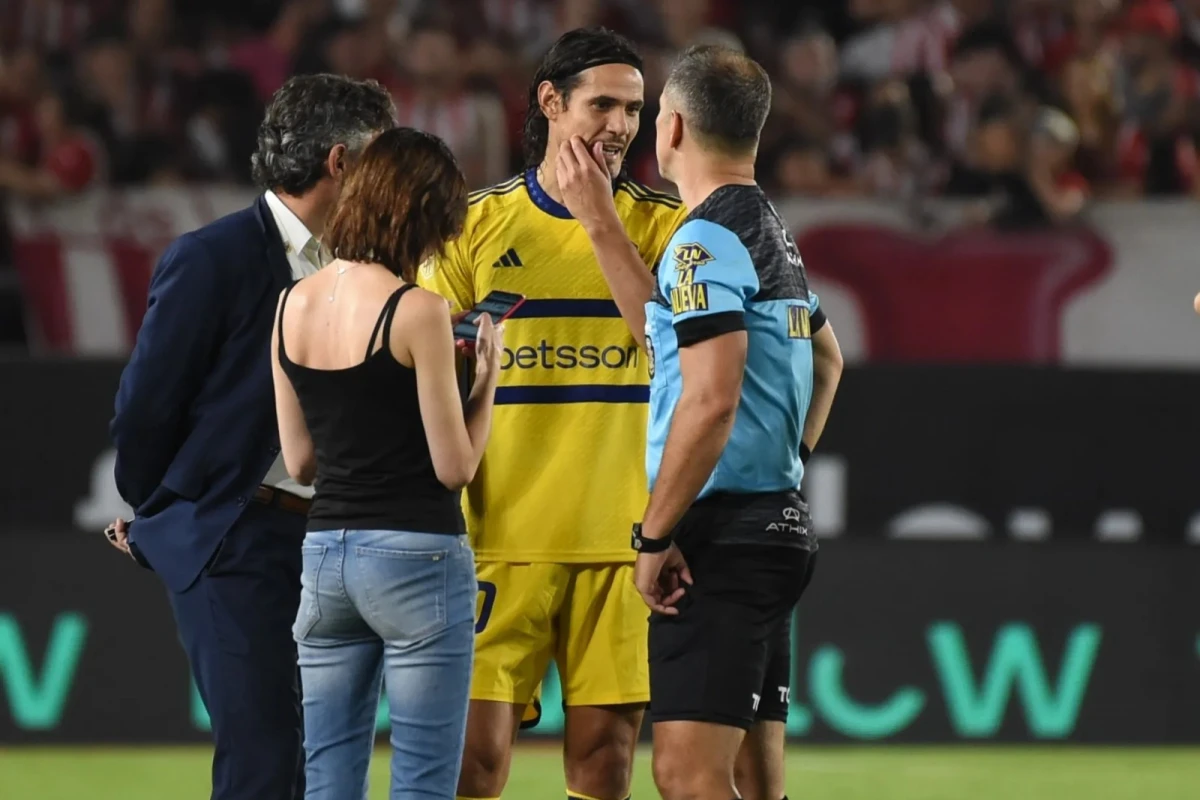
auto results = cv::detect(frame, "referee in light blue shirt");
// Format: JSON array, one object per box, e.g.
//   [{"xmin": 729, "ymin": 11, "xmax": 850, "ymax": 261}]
[{"xmin": 555, "ymin": 43, "xmax": 845, "ymax": 800}]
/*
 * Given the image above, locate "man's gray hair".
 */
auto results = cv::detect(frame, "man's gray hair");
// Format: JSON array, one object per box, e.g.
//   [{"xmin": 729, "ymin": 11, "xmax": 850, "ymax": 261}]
[
  {"xmin": 665, "ymin": 45, "xmax": 772, "ymax": 156},
  {"xmin": 251, "ymin": 74, "xmax": 397, "ymax": 195}
]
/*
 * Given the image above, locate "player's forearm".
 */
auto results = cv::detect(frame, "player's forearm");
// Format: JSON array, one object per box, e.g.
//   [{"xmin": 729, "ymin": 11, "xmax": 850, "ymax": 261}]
[
  {"xmin": 586, "ymin": 225, "xmax": 655, "ymax": 349},
  {"xmin": 641, "ymin": 390, "xmax": 738, "ymax": 540}
]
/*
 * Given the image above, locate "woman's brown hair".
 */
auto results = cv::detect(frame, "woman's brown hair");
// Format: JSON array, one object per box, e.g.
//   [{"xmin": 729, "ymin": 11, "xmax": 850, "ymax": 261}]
[{"xmin": 324, "ymin": 127, "xmax": 468, "ymax": 281}]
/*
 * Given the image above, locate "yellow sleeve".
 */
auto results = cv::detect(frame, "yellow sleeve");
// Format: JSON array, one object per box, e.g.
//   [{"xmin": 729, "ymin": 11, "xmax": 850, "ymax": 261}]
[
  {"xmin": 645, "ymin": 204, "xmax": 691, "ymax": 273},
  {"xmin": 417, "ymin": 228, "xmax": 476, "ymax": 313}
]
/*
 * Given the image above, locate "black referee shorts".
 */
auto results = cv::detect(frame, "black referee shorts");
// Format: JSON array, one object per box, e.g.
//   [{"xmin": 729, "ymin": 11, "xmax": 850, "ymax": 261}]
[{"xmin": 648, "ymin": 496, "xmax": 818, "ymax": 730}]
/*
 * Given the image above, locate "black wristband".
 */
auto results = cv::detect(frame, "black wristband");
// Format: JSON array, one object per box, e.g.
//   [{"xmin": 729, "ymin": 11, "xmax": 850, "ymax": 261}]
[
  {"xmin": 800, "ymin": 442, "xmax": 812, "ymax": 465},
  {"xmin": 631, "ymin": 522, "xmax": 673, "ymax": 553}
]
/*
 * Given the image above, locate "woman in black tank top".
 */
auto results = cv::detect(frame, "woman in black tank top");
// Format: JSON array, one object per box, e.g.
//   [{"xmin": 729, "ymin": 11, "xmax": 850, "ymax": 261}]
[{"xmin": 270, "ymin": 128, "xmax": 502, "ymax": 800}]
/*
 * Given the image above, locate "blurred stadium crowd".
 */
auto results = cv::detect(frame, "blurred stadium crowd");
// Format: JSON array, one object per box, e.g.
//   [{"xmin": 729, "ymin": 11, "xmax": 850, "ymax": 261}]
[{"xmin": 3, "ymin": 0, "xmax": 1200, "ymax": 209}]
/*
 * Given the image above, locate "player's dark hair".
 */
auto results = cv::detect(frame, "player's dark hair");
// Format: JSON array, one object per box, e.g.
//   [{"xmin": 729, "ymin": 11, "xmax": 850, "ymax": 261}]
[
  {"xmin": 665, "ymin": 45, "xmax": 772, "ymax": 156},
  {"xmin": 523, "ymin": 27, "xmax": 643, "ymax": 168},
  {"xmin": 324, "ymin": 128, "xmax": 468, "ymax": 282},
  {"xmin": 251, "ymin": 74, "xmax": 397, "ymax": 196}
]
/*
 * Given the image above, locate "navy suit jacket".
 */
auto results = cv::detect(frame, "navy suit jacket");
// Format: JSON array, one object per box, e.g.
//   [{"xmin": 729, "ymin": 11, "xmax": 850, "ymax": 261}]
[{"xmin": 111, "ymin": 196, "xmax": 294, "ymax": 593}]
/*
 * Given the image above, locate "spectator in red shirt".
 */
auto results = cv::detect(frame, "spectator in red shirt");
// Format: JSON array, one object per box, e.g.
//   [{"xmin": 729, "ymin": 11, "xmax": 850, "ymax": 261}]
[
  {"xmin": 1027, "ymin": 105, "xmax": 1089, "ymax": 222},
  {"xmin": 1114, "ymin": 0, "xmax": 1198, "ymax": 195},
  {"xmin": 961, "ymin": 101, "xmax": 1088, "ymax": 228},
  {"xmin": 0, "ymin": 82, "xmax": 103, "ymax": 199}
]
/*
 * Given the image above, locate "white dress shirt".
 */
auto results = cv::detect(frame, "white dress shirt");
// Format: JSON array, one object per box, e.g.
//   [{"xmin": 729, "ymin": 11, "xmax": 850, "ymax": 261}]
[{"xmin": 261, "ymin": 190, "xmax": 329, "ymax": 500}]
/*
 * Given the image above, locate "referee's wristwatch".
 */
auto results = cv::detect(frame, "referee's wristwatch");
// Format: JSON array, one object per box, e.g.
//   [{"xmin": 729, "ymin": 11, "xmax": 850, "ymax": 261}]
[{"xmin": 631, "ymin": 522, "xmax": 673, "ymax": 553}]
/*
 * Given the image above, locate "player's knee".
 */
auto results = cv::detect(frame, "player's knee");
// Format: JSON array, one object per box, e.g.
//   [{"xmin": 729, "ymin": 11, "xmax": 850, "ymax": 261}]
[
  {"xmin": 653, "ymin": 747, "xmax": 731, "ymax": 800},
  {"xmin": 457, "ymin": 736, "xmax": 511, "ymax": 797},
  {"xmin": 651, "ymin": 752, "xmax": 694, "ymax": 800},
  {"xmin": 564, "ymin": 737, "xmax": 635, "ymax": 798}
]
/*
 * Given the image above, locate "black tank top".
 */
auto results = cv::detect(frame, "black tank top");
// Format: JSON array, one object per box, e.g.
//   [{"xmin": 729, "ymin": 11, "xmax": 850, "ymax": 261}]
[{"xmin": 278, "ymin": 283, "xmax": 464, "ymax": 535}]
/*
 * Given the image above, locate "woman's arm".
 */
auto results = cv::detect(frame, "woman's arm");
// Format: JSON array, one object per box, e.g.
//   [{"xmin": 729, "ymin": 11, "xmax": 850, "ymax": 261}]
[
  {"xmin": 271, "ymin": 289, "xmax": 317, "ymax": 485},
  {"xmin": 405, "ymin": 289, "xmax": 501, "ymax": 490}
]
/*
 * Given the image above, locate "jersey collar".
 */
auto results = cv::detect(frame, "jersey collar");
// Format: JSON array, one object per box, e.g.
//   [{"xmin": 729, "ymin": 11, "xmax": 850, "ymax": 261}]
[{"xmin": 524, "ymin": 166, "xmax": 623, "ymax": 221}]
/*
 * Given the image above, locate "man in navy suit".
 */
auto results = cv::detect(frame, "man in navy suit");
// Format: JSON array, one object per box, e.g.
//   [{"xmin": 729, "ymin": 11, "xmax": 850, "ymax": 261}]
[{"xmin": 107, "ymin": 74, "xmax": 396, "ymax": 800}]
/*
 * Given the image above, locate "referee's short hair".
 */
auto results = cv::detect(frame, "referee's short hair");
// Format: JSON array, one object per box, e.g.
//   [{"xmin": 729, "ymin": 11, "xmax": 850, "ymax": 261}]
[{"xmin": 665, "ymin": 45, "xmax": 772, "ymax": 156}]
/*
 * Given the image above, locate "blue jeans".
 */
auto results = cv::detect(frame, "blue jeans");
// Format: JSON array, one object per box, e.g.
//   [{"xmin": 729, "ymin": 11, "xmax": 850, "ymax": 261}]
[{"xmin": 294, "ymin": 529, "xmax": 476, "ymax": 800}]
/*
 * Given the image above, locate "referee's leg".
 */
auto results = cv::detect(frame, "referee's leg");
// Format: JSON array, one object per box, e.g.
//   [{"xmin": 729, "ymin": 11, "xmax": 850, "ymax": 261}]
[
  {"xmin": 648, "ymin": 544, "xmax": 813, "ymax": 800},
  {"xmin": 653, "ymin": 719, "xmax": 747, "ymax": 800},
  {"xmin": 734, "ymin": 614, "xmax": 790, "ymax": 800},
  {"xmin": 736, "ymin": 552, "xmax": 816, "ymax": 800},
  {"xmin": 734, "ymin": 721, "xmax": 786, "ymax": 800}
]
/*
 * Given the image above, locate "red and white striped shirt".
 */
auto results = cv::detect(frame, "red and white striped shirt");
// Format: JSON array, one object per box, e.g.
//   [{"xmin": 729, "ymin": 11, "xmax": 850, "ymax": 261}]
[
  {"xmin": 391, "ymin": 86, "xmax": 510, "ymax": 186},
  {"xmin": 839, "ymin": 1, "xmax": 962, "ymax": 81},
  {"xmin": 479, "ymin": 0, "xmax": 558, "ymax": 57},
  {"xmin": 0, "ymin": 0, "xmax": 113, "ymax": 54}
]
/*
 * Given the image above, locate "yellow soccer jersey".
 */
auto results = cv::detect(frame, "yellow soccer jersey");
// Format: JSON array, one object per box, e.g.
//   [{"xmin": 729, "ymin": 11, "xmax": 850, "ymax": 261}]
[{"xmin": 418, "ymin": 169, "xmax": 688, "ymax": 563}]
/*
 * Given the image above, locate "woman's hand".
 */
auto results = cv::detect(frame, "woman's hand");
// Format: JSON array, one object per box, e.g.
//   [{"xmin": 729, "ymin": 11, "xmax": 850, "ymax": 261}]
[{"xmin": 472, "ymin": 313, "xmax": 505, "ymax": 382}]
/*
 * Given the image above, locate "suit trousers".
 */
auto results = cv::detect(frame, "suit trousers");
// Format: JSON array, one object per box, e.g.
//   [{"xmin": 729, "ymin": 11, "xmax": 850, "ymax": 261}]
[{"xmin": 167, "ymin": 501, "xmax": 307, "ymax": 800}]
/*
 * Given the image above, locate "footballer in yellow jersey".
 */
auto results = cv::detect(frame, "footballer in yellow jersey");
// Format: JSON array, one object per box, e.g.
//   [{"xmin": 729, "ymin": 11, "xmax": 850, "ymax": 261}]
[
  {"xmin": 417, "ymin": 28, "xmax": 688, "ymax": 800},
  {"xmin": 423, "ymin": 173, "xmax": 683, "ymax": 562}
]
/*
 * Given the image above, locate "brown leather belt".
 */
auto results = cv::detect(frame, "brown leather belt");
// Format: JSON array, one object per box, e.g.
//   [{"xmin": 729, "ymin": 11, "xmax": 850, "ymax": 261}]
[{"xmin": 253, "ymin": 485, "xmax": 312, "ymax": 515}]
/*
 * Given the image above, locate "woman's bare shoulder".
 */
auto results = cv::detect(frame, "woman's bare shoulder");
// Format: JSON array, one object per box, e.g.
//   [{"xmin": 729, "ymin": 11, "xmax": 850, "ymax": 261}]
[{"xmin": 399, "ymin": 284, "xmax": 454, "ymax": 319}]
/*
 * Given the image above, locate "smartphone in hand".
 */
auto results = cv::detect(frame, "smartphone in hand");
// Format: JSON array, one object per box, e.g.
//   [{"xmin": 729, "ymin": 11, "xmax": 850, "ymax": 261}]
[{"xmin": 453, "ymin": 290, "xmax": 526, "ymax": 342}]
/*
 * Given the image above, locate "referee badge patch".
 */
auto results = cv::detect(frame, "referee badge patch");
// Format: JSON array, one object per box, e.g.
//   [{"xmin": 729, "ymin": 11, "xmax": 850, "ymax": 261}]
[
  {"xmin": 787, "ymin": 305, "xmax": 811, "ymax": 339},
  {"xmin": 672, "ymin": 242, "xmax": 714, "ymax": 271}
]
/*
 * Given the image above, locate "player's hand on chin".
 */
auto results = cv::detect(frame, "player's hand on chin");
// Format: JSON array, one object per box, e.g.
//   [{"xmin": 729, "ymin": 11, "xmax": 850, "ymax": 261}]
[
  {"xmin": 634, "ymin": 544, "xmax": 693, "ymax": 615},
  {"xmin": 556, "ymin": 135, "xmax": 620, "ymax": 235}
]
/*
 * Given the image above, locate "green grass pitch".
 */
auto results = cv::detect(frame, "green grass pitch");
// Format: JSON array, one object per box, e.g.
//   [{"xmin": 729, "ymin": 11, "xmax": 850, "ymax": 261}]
[{"xmin": 3, "ymin": 745, "xmax": 1200, "ymax": 799}]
